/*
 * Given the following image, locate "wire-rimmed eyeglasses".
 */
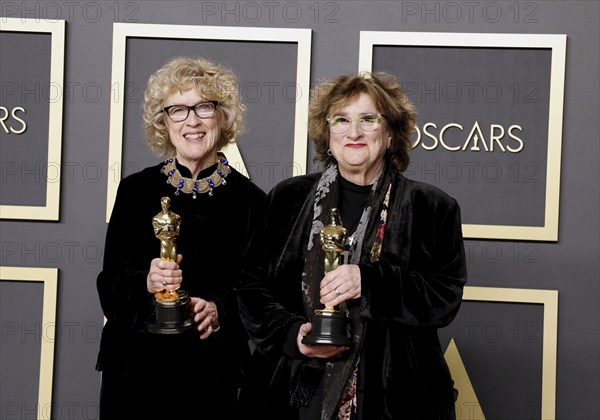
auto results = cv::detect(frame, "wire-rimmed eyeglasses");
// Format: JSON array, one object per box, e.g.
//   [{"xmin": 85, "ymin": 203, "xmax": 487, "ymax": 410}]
[
  {"xmin": 326, "ymin": 114, "xmax": 385, "ymax": 134},
  {"xmin": 162, "ymin": 101, "xmax": 219, "ymax": 122}
]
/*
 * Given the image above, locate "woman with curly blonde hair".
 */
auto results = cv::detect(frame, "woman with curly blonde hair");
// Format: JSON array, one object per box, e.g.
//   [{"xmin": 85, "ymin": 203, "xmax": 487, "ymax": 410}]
[
  {"xmin": 97, "ymin": 56, "xmax": 265, "ymax": 419},
  {"xmin": 143, "ymin": 56, "xmax": 245, "ymax": 159}
]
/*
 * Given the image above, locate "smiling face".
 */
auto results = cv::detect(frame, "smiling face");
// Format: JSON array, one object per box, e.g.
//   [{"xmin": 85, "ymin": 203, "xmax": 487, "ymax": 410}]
[
  {"xmin": 328, "ymin": 92, "xmax": 391, "ymax": 185},
  {"xmin": 164, "ymin": 89, "xmax": 221, "ymax": 178}
]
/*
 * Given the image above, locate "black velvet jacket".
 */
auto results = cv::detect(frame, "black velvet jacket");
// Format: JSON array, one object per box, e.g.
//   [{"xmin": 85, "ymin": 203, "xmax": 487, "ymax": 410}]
[
  {"xmin": 96, "ymin": 161, "xmax": 266, "ymax": 387},
  {"xmin": 238, "ymin": 169, "xmax": 467, "ymax": 419}
]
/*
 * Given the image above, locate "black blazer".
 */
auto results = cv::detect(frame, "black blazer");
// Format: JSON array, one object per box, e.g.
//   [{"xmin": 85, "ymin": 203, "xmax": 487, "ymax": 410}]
[{"xmin": 238, "ymin": 168, "xmax": 466, "ymax": 419}]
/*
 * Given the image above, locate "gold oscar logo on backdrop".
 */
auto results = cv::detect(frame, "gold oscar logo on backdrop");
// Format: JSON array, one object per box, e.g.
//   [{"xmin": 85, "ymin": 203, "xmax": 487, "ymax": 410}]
[
  {"xmin": 412, "ymin": 121, "xmax": 524, "ymax": 153},
  {"xmin": 0, "ymin": 106, "xmax": 27, "ymax": 134}
]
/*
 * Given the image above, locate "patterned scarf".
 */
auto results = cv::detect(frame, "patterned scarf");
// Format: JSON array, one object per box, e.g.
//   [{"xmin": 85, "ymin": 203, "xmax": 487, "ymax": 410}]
[{"xmin": 298, "ymin": 163, "xmax": 392, "ymax": 420}]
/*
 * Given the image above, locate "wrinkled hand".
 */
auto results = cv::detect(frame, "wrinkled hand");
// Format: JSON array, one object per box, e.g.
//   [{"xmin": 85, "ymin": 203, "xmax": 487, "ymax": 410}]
[
  {"xmin": 297, "ymin": 323, "xmax": 349, "ymax": 358},
  {"xmin": 146, "ymin": 254, "xmax": 183, "ymax": 294},
  {"xmin": 190, "ymin": 297, "xmax": 219, "ymax": 340},
  {"xmin": 319, "ymin": 264, "xmax": 361, "ymax": 307}
]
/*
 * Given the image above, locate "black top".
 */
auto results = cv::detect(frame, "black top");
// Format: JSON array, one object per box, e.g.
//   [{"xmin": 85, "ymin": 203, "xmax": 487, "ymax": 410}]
[{"xmin": 338, "ymin": 176, "xmax": 372, "ymax": 234}]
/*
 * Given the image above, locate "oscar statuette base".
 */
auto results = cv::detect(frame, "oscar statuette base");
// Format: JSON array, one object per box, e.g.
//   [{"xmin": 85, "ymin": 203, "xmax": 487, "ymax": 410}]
[
  {"xmin": 301, "ymin": 309, "xmax": 352, "ymax": 346},
  {"xmin": 147, "ymin": 292, "xmax": 194, "ymax": 335}
]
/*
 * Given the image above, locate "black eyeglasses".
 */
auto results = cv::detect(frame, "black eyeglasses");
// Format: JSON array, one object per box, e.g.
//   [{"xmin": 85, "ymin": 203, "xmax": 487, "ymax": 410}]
[{"xmin": 162, "ymin": 101, "xmax": 219, "ymax": 122}]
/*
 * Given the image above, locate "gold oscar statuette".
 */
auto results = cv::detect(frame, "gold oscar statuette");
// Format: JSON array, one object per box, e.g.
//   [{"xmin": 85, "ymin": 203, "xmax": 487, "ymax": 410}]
[
  {"xmin": 302, "ymin": 208, "xmax": 352, "ymax": 346},
  {"xmin": 147, "ymin": 197, "xmax": 193, "ymax": 334}
]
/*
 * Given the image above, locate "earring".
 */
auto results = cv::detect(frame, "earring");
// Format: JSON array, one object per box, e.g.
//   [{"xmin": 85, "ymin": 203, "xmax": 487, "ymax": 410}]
[{"xmin": 327, "ymin": 149, "xmax": 333, "ymax": 156}]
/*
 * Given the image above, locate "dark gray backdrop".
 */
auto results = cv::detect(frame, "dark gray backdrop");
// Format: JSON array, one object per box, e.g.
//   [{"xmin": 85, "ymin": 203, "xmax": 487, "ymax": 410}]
[
  {"xmin": 0, "ymin": 31, "xmax": 51, "ymax": 206},
  {"xmin": 374, "ymin": 45, "xmax": 551, "ymax": 227},
  {"xmin": 1, "ymin": 1, "xmax": 598, "ymax": 419}
]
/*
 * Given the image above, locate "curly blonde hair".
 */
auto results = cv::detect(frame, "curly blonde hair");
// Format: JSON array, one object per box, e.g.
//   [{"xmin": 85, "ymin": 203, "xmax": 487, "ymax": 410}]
[
  {"xmin": 308, "ymin": 72, "xmax": 417, "ymax": 171},
  {"xmin": 143, "ymin": 56, "xmax": 245, "ymax": 157}
]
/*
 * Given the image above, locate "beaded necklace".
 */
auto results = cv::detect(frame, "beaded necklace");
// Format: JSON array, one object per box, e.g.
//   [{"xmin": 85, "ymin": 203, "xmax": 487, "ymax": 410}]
[{"xmin": 161, "ymin": 153, "xmax": 230, "ymax": 198}]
